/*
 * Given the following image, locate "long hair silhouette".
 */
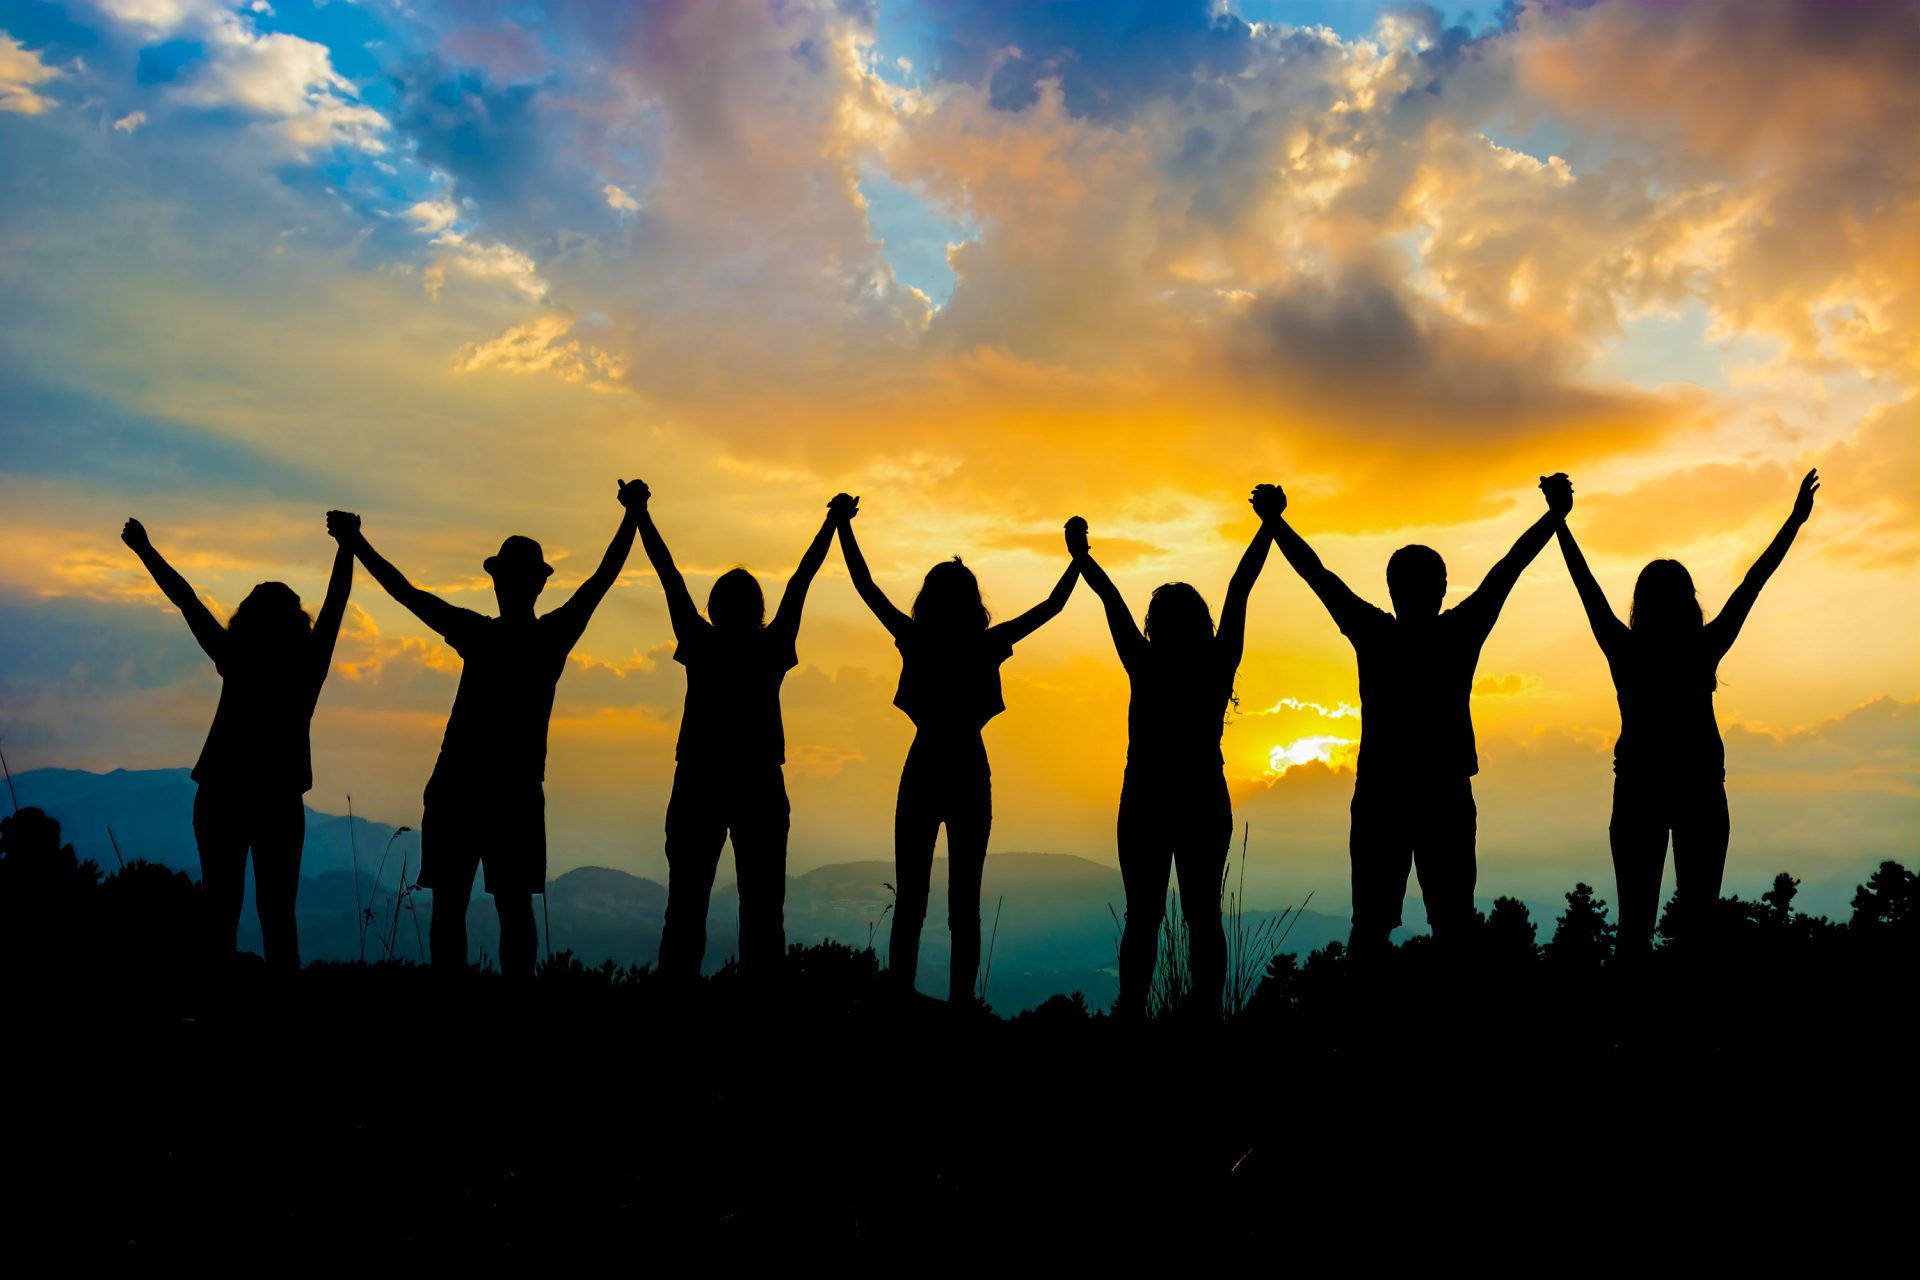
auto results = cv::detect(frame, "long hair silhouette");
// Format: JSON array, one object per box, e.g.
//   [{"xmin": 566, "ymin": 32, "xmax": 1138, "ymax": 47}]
[
  {"xmin": 912, "ymin": 558, "xmax": 991, "ymax": 632},
  {"xmin": 708, "ymin": 567, "xmax": 767, "ymax": 630},
  {"xmin": 120, "ymin": 515, "xmax": 356, "ymax": 974},
  {"xmin": 639, "ymin": 491, "xmax": 844, "ymax": 983},
  {"xmin": 1556, "ymin": 469, "xmax": 1819, "ymax": 953},
  {"xmin": 1073, "ymin": 502, "xmax": 1275, "ymax": 1019},
  {"xmin": 838, "ymin": 502, "xmax": 1079, "ymax": 1005},
  {"xmin": 227, "ymin": 582, "xmax": 313, "ymax": 649},
  {"xmin": 1630, "ymin": 560, "xmax": 1706, "ymax": 633}
]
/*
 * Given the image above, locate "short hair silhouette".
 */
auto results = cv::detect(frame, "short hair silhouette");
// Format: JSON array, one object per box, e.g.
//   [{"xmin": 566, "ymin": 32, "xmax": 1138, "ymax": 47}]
[
  {"xmin": 228, "ymin": 582, "xmax": 311, "ymax": 646},
  {"xmin": 1143, "ymin": 581, "xmax": 1216, "ymax": 649},
  {"xmin": 1386, "ymin": 544, "xmax": 1447, "ymax": 616},
  {"xmin": 1630, "ymin": 559, "xmax": 1705, "ymax": 634},
  {"xmin": 708, "ymin": 567, "xmax": 766, "ymax": 630},
  {"xmin": 912, "ymin": 557, "xmax": 990, "ymax": 631}
]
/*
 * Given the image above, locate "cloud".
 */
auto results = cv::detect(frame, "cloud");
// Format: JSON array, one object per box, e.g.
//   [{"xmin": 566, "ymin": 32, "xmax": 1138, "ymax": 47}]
[
  {"xmin": 111, "ymin": 109, "xmax": 147, "ymax": 132},
  {"xmin": 94, "ymin": 0, "xmax": 388, "ymax": 157},
  {"xmin": 91, "ymin": 1, "xmax": 232, "ymax": 38},
  {"xmin": 1817, "ymin": 396, "xmax": 1920, "ymax": 568},
  {"xmin": 1472, "ymin": 673, "xmax": 1541, "ymax": 698},
  {"xmin": 603, "ymin": 184, "xmax": 640, "ymax": 213},
  {"xmin": 918, "ymin": 0, "xmax": 1255, "ymax": 121},
  {"xmin": 1510, "ymin": 0, "xmax": 1920, "ymax": 386},
  {"xmin": 0, "ymin": 32, "xmax": 62, "ymax": 115},
  {"xmin": 1578, "ymin": 460, "xmax": 1798, "ymax": 559},
  {"xmin": 453, "ymin": 313, "xmax": 626, "ymax": 391},
  {"xmin": 421, "ymin": 231, "xmax": 547, "ymax": 301},
  {"xmin": 405, "ymin": 199, "xmax": 460, "ymax": 235}
]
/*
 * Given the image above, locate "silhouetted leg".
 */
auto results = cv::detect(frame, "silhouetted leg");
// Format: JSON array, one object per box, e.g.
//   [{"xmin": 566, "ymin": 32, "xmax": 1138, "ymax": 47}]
[
  {"xmin": 1347, "ymin": 775, "xmax": 1412, "ymax": 958},
  {"xmin": 1608, "ymin": 774, "xmax": 1668, "ymax": 953},
  {"xmin": 944, "ymin": 770, "xmax": 991, "ymax": 1005},
  {"xmin": 1115, "ymin": 771, "xmax": 1171, "ymax": 1020},
  {"xmin": 659, "ymin": 766, "xmax": 727, "ymax": 982},
  {"xmin": 1412, "ymin": 777, "xmax": 1478, "ymax": 946},
  {"xmin": 1669, "ymin": 777, "xmax": 1729, "ymax": 947},
  {"xmin": 252, "ymin": 793, "xmax": 305, "ymax": 972},
  {"xmin": 192, "ymin": 786, "xmax": 247, "ymax": 968},
  {"xmin": 890, "ymin": 749, "xmax": 940, "ymax": 993},
  {"xmin": 422, "ymin": 799, "xmax": 479, "ymax": 972},
  {"xmin": 495, "ymin": 891, "xmax": 536, "ymax": 980},
  {"xmin": 1174, "ymin": 772, "xmax": 1233, "ymax": 1017},
  {"xmin": 732, "ymin": 768, "xmax": 792, "ymax": 979}
]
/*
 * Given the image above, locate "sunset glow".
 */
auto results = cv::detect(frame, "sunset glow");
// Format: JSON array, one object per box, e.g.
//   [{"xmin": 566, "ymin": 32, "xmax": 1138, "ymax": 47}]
[{"xmin": 1, "ymin": 0, "xmax": 1914, "ymax": 913}]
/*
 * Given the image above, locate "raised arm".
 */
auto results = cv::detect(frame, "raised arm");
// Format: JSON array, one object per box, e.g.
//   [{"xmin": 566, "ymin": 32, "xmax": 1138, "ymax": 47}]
[
  {"xmin": 834, "ymin": 503, "xmax": 912, "ymax": 639},
  {"xmin": 1706, "ymin": 468, "xmax": 1818, "ymax": 656},
  {"xmin": 987, "ymin": 556, "xmax": 1080, "ymax": 649},
  {"xmin": 310, "ymin": 512, "xmax": 358, "ymax": 687},
  {"xmin": 1553, "ymin": 517, "xmax": 1627, "ymax": 657},
  {"xmin": 1453, "ymin": 473, "xmax": 1570, "ymax": 635},
  {"xmin": 547, "ymin": 480, "xmax": 644, "ymax": 648},
  {"xmin": 122, "ymin": 518, "xmax": 227, "ymax": 665},
  {"xmin": 768, "ymin": 497, "xmax": 846, "ymax": 645},
  {"xmin": 1254, "ymin": 485, "xmax": 1379, "ymax": 633},
  {"xmin": 628, "ymin": 479, "xmax": 708, "ymax": 642},
  {"xmin": 334, "ymin": 518, "xmax": 471, "ymax": 640},
  {"xmin": 1215, "ymin": 503, "xmax": 1277, "ymax": 669},
  {"xmin": 1066, "ymin": 517, "xmax": 1147, "ymax": 667}
]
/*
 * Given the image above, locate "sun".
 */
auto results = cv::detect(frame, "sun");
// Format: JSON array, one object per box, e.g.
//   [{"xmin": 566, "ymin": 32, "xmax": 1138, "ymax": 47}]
[{"xmin": 1266, "ymin": 736, "xmax": 1358, "ymax": 776}]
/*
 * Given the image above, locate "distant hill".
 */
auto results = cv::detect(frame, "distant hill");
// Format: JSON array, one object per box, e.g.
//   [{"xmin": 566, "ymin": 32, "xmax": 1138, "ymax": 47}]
[{"xmin": 7, "ymin": 767, "xmax": 1354, "ymax": 1010}]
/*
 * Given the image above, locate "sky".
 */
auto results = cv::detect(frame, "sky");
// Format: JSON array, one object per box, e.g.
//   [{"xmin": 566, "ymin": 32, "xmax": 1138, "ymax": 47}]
[{"xmin": 1, "ymin": 0, "xmax": 1915, "ymax": 914}]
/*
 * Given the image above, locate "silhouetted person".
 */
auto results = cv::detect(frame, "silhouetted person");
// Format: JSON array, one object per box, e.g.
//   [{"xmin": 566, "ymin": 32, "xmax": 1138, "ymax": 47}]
[
  {"xmin": 1069, "ymin": 496, "xmax": 1277, "ymax": 1018},
  {"xmin": 1258, "ymin": 475, "xmax": 1571, "ymax": 954},
  {"xmin": 122, "ymin": 514, "xmax": 354, "ymax": 971},
  {"xmin": 837, "ymin": 499, "xmax": 1079, "ymax": 1004},
  {"xmin": 1557, "ymin": 469, "xmax": 1819, "ymax": 953},
  {"xmin": 334, "ymin": 484, "xmax": 642, "ymax": 980},
  {"xmin": 635, "ymin": 484, "xmax": 846, "ymax": 982}
]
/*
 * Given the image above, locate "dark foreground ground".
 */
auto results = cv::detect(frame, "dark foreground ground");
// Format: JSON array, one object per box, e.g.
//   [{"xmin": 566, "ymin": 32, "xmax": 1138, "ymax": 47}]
[{"xmin": 8, "ymin": 930, "xmax": 1914, "ymax": 1263}]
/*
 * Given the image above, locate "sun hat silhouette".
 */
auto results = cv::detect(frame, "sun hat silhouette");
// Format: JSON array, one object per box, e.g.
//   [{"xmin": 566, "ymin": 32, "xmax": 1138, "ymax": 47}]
[{"xmin": 484, "ymin": 535, "xmax": 554, "ymax": 580}]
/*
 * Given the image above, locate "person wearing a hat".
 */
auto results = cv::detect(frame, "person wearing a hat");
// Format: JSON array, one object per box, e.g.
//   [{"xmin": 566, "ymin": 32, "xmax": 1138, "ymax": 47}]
[
  {"xmin": 331, "ymin": 481, "xmax": 645, "ymax": 979},
  {"xmin": 121, "ymin": 511, "xmax": 357, "ymax": 973},
  {"xmin": 631, "ymin": 482, "xmax": 850, "ymax": 985}
]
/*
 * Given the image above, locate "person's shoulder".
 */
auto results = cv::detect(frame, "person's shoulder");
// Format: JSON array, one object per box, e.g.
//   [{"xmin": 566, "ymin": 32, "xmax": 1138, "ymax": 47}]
[
  {"xmin": 444, "ymin": 607, "xmax": 494, "ymax": 645},
  {"xmin": 1342, "ymin": 600, "xmax": 1392, "ymax": 635}
]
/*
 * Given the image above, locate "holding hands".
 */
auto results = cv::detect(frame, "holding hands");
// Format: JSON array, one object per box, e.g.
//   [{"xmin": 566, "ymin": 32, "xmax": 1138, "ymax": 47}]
[
  {"xmin": 829, "ymin": 493, "xmax": 860, "ymax": 525},
  {"xmin": 326, "ymin": 509, "xmax": 361, "ymax": 543},
  {"xmin": 1539, "ymin": 472, "xmax": 1573, "ymax": 518},
  {"xmin": 1250, "ymin": 484, "xmax": 1286, "ymax": 523},
  {"xmin": 618, "ymin": 477, "xmax": 651, "ymax": 513},
  {"xmin": 1064, "ymin": 516, "xmax": 1089, "ymax": 559}
]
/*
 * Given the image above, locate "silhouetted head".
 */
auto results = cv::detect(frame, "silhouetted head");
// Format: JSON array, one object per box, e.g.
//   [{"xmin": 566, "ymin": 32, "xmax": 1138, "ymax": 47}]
[
  {"xmin": 1386, "ymin": 545, "xmax": 1447, "ymax": 619},
  {"xmin": 1143, "ymin": 582, "xmax": 1216, "ymax": 655},
  {"xmin": 0, "ymin": 806, "xmax": 63, "ymax": 861},
  {"xmin": 912, "ymin": 558, "xmax": 989, "ymax": 634},
  {"xmin": 484, "ymin": 535, "xmax": 553, "ymax": 613},
  {"xmin": 708, "ymin": 567, "xmax": 765, "ymax": 632},
  {"xmin": 227, "ymin": 581, "xmax": 311, "ymax": 651},
  {"xmin": 1630, "ymin": 559, "xmax": 1704, "ymax": 637}
]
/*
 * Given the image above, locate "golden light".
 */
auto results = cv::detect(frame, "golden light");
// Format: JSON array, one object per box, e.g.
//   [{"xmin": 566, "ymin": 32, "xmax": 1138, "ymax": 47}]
[{"xmin": 1267, "ymin": 736, "xmax": 1359, "ymax": 776}]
